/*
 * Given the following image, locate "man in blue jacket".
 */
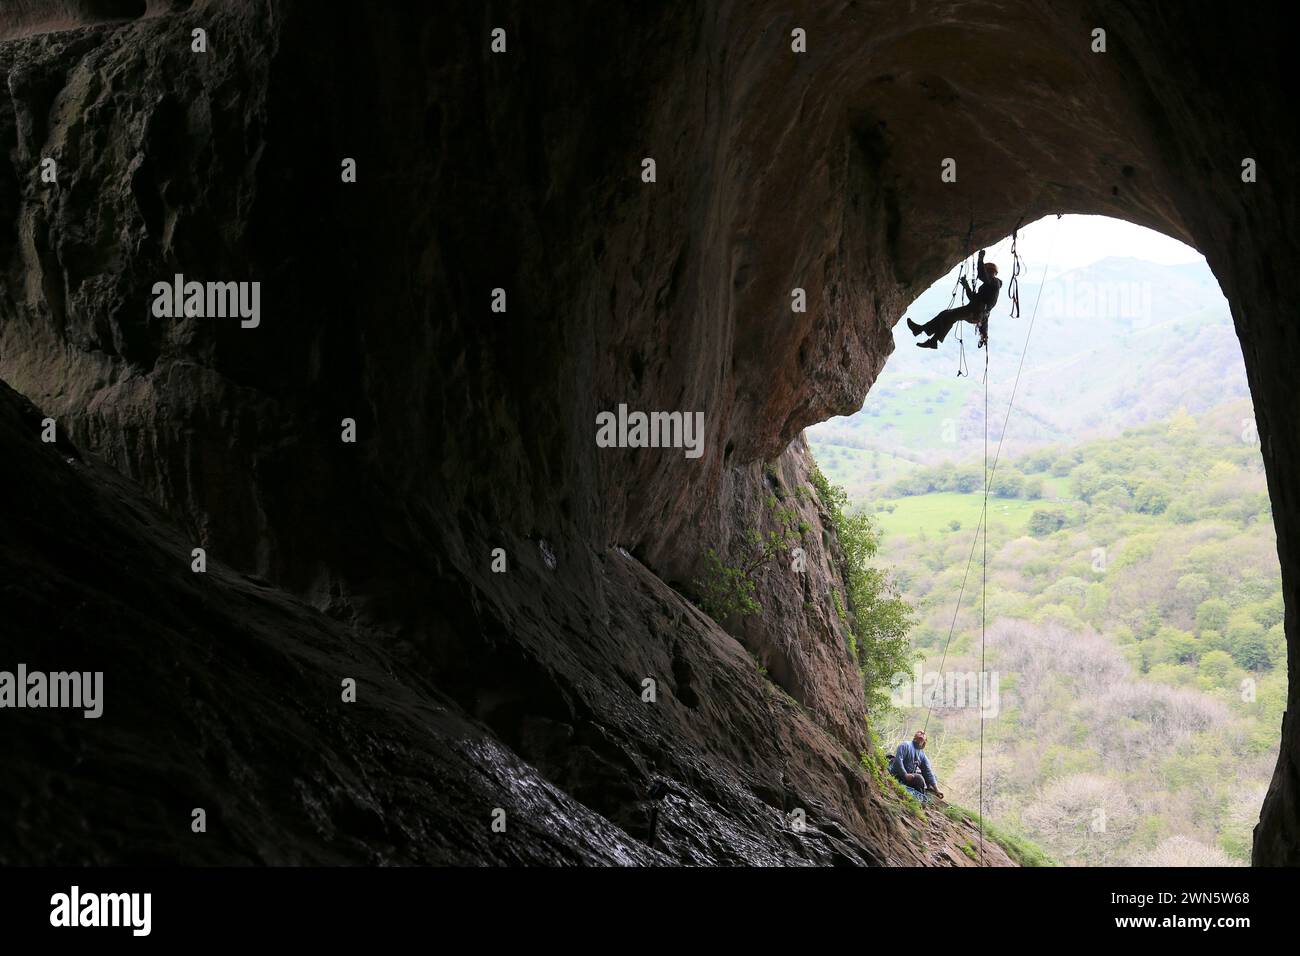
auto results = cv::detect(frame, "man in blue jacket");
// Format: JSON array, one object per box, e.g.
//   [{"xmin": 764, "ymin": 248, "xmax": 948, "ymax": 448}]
[{"xmin": 892, "ymin": 729, "xmax": 944, "ymax": 799}]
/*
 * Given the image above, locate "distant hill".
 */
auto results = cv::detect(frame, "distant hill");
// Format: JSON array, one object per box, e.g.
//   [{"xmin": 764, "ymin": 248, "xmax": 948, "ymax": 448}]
[{"xmin": 809, "ymin": 257, "xmax": 1246, "ymax": 498}]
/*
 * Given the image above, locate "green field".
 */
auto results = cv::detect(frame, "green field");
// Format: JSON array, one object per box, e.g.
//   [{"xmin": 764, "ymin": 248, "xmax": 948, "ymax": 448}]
[
  {"xmin": 808, "ymin": 441, "xmax": 918, "ymax": 497},
  {"xmin": 863, "ymin": 379, "xmax": 975, "ymax": 450},
  {"xmin": 820, "ymin": 377, "xmax": 978, "ymax": 453},
  {"xmin": 869, "ymin": 492, "xmax": 1049, "ymax": 540},
  {"xmin": 1037, "ymin": 475, "xmax": 1072, "ymax": 499}
]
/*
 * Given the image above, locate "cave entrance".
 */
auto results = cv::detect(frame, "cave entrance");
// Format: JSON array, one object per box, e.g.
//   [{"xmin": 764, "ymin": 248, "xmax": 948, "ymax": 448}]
[{"xmin": 808, "ymin": 214, "xmax": 1280, "ymax": 866}]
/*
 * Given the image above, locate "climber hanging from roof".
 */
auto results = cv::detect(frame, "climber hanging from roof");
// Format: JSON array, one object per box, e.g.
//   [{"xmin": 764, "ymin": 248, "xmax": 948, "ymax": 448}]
[{"xmin": 906, "ymin": 249, "xmax": 1001, "ymax": 350}]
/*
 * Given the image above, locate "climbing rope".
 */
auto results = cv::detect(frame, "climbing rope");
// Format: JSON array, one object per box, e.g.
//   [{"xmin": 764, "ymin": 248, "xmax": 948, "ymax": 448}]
[
  {"xmin": 954, "ymin": 222, "xmax": 976, "ymax": 378},
  {"xmin": 954, "ymin": 264, "xmax": 971, "ymax": 378},
  {"xmin": 1007, "ymin": 217, "xmax": 1024, "ymax": 319},
  {"xmin": 980, "ymin": 302, "xmax": 989, "ymax": 863},
  {"xmin": 921, "ymin": 213, "xmax": 1062, "ymax": 863}
]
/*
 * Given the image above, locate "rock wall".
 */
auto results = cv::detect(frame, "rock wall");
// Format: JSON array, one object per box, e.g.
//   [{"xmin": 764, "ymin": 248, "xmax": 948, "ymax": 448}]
[{"xmin": 0, "ymin": 0, "xmax": 1295, "ymax": 864}]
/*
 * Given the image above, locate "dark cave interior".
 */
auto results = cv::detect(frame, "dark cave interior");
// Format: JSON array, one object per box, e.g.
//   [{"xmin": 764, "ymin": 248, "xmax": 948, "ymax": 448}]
[{"xmin": 0, "ymin": 0, "xmax": 1296, "ymax": 866}]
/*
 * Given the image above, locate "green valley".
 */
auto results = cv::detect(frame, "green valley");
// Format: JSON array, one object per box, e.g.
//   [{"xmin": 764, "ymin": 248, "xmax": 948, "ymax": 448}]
[{"xmin": 810, "ymin": 254, "xmax": 1282, "ymax": 866}]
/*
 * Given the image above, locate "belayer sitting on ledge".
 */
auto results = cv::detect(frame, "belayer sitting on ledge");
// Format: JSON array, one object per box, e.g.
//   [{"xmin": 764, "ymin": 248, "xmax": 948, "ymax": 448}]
[
  {"xmin": 907, "ymin": 249, "xmax": 1000, "ymax": 349},
  {"xmin": 889, "ymin": 729, "xmax": 944, "ymax": 802}
]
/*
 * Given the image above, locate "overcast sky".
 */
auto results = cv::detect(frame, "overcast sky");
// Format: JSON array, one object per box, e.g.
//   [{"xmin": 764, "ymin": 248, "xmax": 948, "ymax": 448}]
[{"xmin": 961, "ymin": 214, "xmax": 1205, "ymax": 285}]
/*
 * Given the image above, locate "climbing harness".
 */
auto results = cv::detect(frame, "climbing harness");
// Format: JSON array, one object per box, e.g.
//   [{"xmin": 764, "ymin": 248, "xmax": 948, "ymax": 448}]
[{"xmin": 921, "ymin": 213, "xmax": 1062, "ymax": 864}]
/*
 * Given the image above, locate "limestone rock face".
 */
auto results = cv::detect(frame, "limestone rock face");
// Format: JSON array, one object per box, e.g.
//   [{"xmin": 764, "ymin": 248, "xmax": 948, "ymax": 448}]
[{"xmin": 0, "ymin": 1, "xmax": 1295, "ymax": 864}]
